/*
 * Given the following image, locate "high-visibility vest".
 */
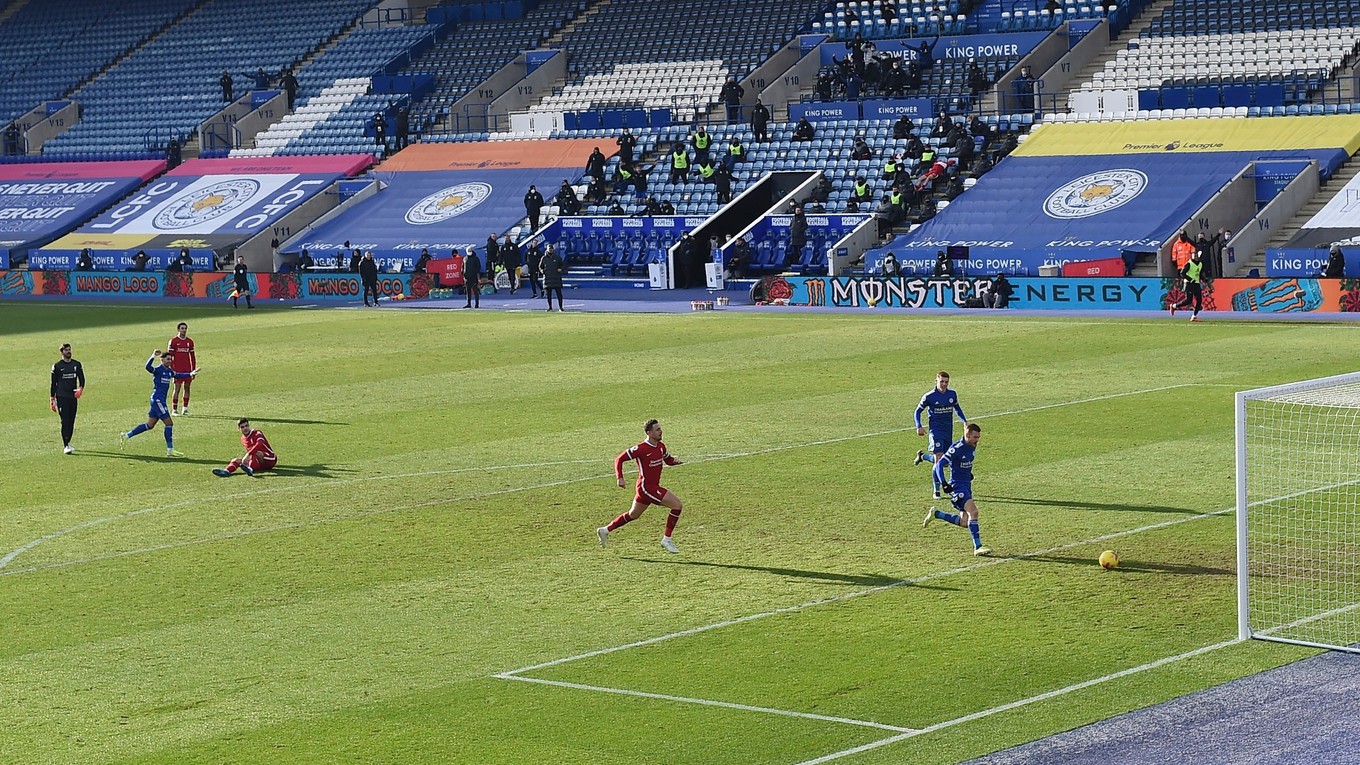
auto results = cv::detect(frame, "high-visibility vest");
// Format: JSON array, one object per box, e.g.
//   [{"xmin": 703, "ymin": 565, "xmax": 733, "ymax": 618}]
[
  {"xmin": 695, "ymin": 133, "xmax": 711, "ymax": 150},
  {"xmin": 1172, "ymin": 239, "xmax": 1194, "ymax": 269},
  {"xmin": 672, "ymin": 151, "xmax": 688, "ymax": 169},
  {"xmin": 854, "ymin": 181, "xmax": 869, "ymax": 197},
  {"xmin": 728, "ymin": 143, "xmax": 742, "ymax": 156},
  {"xmin": 884, "ymin": 159, "xmax": 897, "ymax": 175},
  {"xmin": 890, "ymin": 191, "xmax": 903, "ymax": 206},
  {"xmin": 1184, "ymin": 259, "xmax": 1204, "ymax": 283},
  {"xmin": 698, "ymin": 163, "xmax": 715, "ymax": 180},
  {"xmin": 618, "ymin": 167, "xmax": 633, "ymax": 180}
]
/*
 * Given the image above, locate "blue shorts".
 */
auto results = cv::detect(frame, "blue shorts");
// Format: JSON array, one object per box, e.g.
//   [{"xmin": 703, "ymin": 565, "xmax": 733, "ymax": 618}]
[
  {"xmin": 929, "ymin": 429, "xmax": 952, "ymax": 453},
  {"xmin": 148, "ymin": 399, "xmax": 170, "ymax": 420},
  {"xmin": 948, "ymin": 484, "xmax": 973, "ymax": 512}
]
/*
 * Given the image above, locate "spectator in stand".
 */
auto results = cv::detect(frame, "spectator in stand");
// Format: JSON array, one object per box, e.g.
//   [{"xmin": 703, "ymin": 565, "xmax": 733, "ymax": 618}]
[
  {"xmin": 882, "ymin": 154, "xmax": 901, "ymax": 182},
  {"xmin": 983, "ymin": 273, "xmax": 1013, "ymax": 308},
  {"xmin": 720, "ymin": 76, "xmax": 745, "ymax": 124},
  {"xmin": 787, "ymin": 207, "xmax": 808, "ymax": 269},
  {"xmin": 615, "ymin": 127, "xmax": 637, "ymax": 164},
  {"xmin": 525, "ymin": 242, "xmax": 543, "ymax": 298},
  {"xmin": 644, "ymin": 196, "xmax": 664, "ymax": 215},
  {"xmin": 167, "ymin": 247, "xmax": 193, "ymax": 273},
  {"xmin": 130, "ymin": 250, "xmax": 151, "ymax": 272},
  {"xmin": 248, "ymin": 67, "xmax": 270, "ymax": 90},
  {"xmin": 915, "ymin": 157, "xmax": 956, "ymax": 192},
  {"xmin": 373, "ymin": 111, "xmax": 388, "ymax": 153},
  {"xmin": 968, "ymin": 59, "xmax": 989, "ymax": 95},
  {"xmin": 359, "ymin": 251, "xmax": 380, "ymax": 307},
  {"xmin": 726, "ymin": 236, "xmax": 750, "ymax": 279},
  {"xmin": 413, "ymin": 249, "xmax": 430, "ymax": 274},
  {"xmin": 881, "ymin": 59, "xmax": 908, "ymax": 98},
  {"xmin": 792, "ymin": 117, "xmax": 816, "ymax": 142},
  {"xmin": 955, "ymin": 133, "xmax": 976, "ymax": 172},
  {"xmin": 970, "ymin": 152, "xmax": 993, "ymax": 178},
  {"xmin": 555, "ymin": 180, "xmax": 581, "ymax": 216},
  {"xmin": 815, "ymin": 68, "xmax": 836, "ymax": 101},
  {"xmin": 851, "ymin": 136, "xmax": 874, "ymax": 161},
  {"xmin": 852, "ymin": 175, "xmax": 874, "ymax": 205},
  {"xmin": 586, "ymin": 175, "xmax": 609, "ymax": 205},
  {"xmin": 1013, "ymin": 66, "xmax": 1036, "ymax": 113},
  {"xmin": 349, "ymin": 248, "xmax": 362, "ymax": 272},
  {"xmin": 280, "ymin": 68, "xmax": 299, "ymax": 110},
  {"xmin": 607, "ymin": 199, "xmax": 626, "ymax": 216},
  {"xmin": 219, "ymin": 70, "xmax": 234, "ymax": 102},
  {"xmin": 524, "ymin": 184, "xmax": 544, "ymax": 231},
  {"xmin": 916, "ymin": 32, "xmax": 940, "ymax": 70},
  {"xmin": 297, "ymin": 249, "xmax": 314, "ymax": 271},
  {"xmin": 585, "ymin": 146, "xmax": 607, "ymax": 181},
  {"xmin": 811, "ymin": 174, "xmax": 833, "ymax": 204},
  {"xmin": 968, "ymin": 114, "xmax": 988, "ymax": 138},
  {"xmin": 930, "ymin": 112, "xmax": 953, "ymax": 138},
  {"xmin": 659, "ymin": 199, "xmax": 675, "ymax": 215},
  {"xmin": 751, "ymin": 100, "xmax": 771, "ymax": 142},
  {"xmin": 613, "ymin": 160, "xmax": 639, "ymax": 196},
  {"xmin": 893, "ymin": 114, "xmax": 915, "ymax": 140},
  {"xmin": 723, "ymin": 137, "xmax": 746, "ymax": 173},
  {"xmin": 76, "ymin": 248, "xmax": 93, "ymax": 270},
  {"xmin": 669, "ymin": 143, "xmax": 690, "ymax": 184},
  {"xmin": 712, "ymin": 164, "xmax": 733, "ymax": 204},
  {"xmin": 394, "ymin": 104, "xmax": 410, "ymax": 150},
  {"xmin": 691, "ymin": 127, "xmax": 712, "ymax": 166},
  {"xmin": 1170, "ymin": 230, "xmax": 1195, "ymax": 272},
  {"xmin": 1195, "ymin": 227, "xmax": 1229, "ymax": 280},
  {"xmin": 1325, "ymin": 244, "xmax": 1346, "ymax": 278},
  {"xmin": 878, "ymin": 0, "xmax": 897, "ymax": 22}
]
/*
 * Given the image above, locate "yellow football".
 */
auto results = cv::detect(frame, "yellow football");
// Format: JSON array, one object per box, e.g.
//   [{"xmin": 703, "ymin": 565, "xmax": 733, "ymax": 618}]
[{"xmin": 1099, "ymin": 550, "xmax": 1119, "ymax": 570}]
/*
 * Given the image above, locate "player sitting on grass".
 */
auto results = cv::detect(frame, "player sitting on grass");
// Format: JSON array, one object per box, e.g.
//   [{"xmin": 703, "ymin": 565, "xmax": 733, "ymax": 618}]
[
  {"xmin": 922, "ymin": 422, "xmax": 991, "ymax": 556},
  {"xmin": 213, "ymin": 418, "xmax": 277, "ymax": 477},
  {"xmin": 121, "ymin": 349, "xmax": 197, "ymax": 457}
]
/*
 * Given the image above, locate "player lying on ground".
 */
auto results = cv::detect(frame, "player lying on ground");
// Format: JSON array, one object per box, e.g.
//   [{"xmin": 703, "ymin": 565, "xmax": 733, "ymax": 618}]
[{"xmin": 213, "ymin": 418, "xmax": 277, "ymax": 477}]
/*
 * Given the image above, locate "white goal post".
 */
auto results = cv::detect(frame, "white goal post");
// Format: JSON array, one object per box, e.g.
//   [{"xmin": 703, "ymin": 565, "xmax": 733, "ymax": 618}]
[{"xmin": 1237, "ymin": 372, "xmax": 1360, "ymax": 654}]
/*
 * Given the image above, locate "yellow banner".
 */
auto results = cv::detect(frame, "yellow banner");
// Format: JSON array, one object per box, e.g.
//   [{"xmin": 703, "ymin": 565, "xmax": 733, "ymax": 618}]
[
  {"xmin": 1015, "ymin": 115, "xmax": 1360, "ymax": 157},
  {"xmin": 43, "ymin": 233, "xmax": 155, "ymax": 250}
]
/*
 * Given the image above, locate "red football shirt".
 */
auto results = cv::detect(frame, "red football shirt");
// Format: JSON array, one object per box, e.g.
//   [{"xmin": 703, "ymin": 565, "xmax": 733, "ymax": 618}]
[
  {"xmin": 167, "ymin": 335, "xmax": 196, "ymax": 373},
  {"xmin": 242, "ymin": 429, "xmax": 276, "ymax": 461},
  {"xmin": 616, "ymin": 439, "xmax": 677, "ymax": 488}
]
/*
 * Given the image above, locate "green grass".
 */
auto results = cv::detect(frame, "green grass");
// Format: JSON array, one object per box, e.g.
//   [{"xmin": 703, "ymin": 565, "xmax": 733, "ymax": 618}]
[{"xmin": 0, "ymin": 303, "xmax": 1343, "ymax": 764}]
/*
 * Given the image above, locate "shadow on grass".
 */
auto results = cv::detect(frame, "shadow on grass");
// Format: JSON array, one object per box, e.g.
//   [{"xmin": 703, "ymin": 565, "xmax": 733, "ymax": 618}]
[
  {"xmin": 622, "ymin": 557, "xmax": 957, "ymax": 590},
  {"xmin": 984, "ymin": 494, "xmax": 1205, "ymax": 516},
  {"xmin": 186, "ymin": 415, "xmax": 351, "ymax": 426},
  {"xmin": 78, "ymin": 450, "xmax": 221, "ymax": 467},
  {"xmin": 76, "ymin": 452, "xmax": 353, "ymax": 478},
  {"xmin": 1018, "ymin": 553, "xmax": 1232, "ymax": 576}
]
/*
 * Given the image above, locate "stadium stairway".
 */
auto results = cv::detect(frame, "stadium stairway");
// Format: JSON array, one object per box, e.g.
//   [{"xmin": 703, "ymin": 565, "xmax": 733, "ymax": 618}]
[
  {"xmin": 1252, "ymin": 159, "xmax": 1360, "ymax": 277},
  {"xmin": 1060, "ymin": 0, "xmax": 1175, "ymax": 115}
]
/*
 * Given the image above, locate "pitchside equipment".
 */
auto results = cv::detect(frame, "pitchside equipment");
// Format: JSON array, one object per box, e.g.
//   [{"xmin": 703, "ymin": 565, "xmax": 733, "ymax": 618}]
[{"xmin": 1236, "ymin": 372, "xmax": 1360, "ymax": 654}]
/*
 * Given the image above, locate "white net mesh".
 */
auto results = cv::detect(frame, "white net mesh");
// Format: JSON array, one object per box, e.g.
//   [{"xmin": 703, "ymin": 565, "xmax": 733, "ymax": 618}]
[{"xmin": 1241, "ymin": 376, "xmax": 1360, "ymax": 652}]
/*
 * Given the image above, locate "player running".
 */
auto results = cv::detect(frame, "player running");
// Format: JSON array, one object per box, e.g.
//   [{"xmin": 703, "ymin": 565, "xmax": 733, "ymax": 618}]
[
  {"xmin": 597, "ymin": 419, "xmax": 686, "ymax": 553},
  {"xmin": 168, "ymin": 322, "xmax": 196, "ymax": 415},
  {"xmin": 213, "ymin": 418, "xmax": 277, "ymax": 477},
  {"xmin": 120, "ymin": 349, "xmax": 197, "ymax": 457},
  {"xmin": 913, "ymin": 370, "xmax": 968, "ymax": 498},
  {"xmin": 922, "ymin": 422, "xmax": 990, "ymax": 556}
]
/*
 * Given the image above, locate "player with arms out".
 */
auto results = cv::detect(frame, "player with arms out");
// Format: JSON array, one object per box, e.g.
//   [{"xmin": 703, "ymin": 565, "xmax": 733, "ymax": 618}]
[
  {"xmin": 167, "ymin": 322, "xmax": 196, "ymax": 415},
  {"xmin": 120, "ymin": 349, "xmax": 197, "ymax": 457},
  {"xmin": 213, "ymin": 418, "xmax": 277, "ymax": 477},
  {"xmin": 922, "ymin": 422, "xmax": 990, "ymax": 556},
  {"xmin": 913, "ymin": 370, "xmax": 967, "ymax": 499},
  {"xmin": 597, "ymin": 419, "xmax": 686, "ymax": 553}
]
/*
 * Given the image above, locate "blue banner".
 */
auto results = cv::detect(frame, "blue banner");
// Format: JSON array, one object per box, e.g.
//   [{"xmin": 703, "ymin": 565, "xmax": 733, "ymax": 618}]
[
  {"xmin": 1266, "ymin": 248, "xmax": 1356, "ymax": 277},
  {"xmin": 800, "ymin": 34, "xmax": 828, "ymax": 56},
  {"xmin": 788, "ymin": 101, "xmax": 859, "ymax": 122},
  {"xmin": 1067, "ymin": 19, "xmax": 1102, "ymax": 49},
  {"xmin": 819, "ymin": 32, "xmax": 1049, "ymax": 67},
  {"xmin": 862, "ymin": 98, "xmax": 935, "ymax": 120},
  {"xmin": 525, "ymin": 49, "xmax": 558, "ymax": 74},
  {"xmin": 760, "ymin": 275, "xmax": 1166, "ymax": 310}
]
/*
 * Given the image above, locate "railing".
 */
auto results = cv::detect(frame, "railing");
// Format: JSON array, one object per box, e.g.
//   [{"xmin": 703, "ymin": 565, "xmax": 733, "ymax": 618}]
[{"xmin": 201, "ymin": 122, "xmax": 242, "ymax": 152}]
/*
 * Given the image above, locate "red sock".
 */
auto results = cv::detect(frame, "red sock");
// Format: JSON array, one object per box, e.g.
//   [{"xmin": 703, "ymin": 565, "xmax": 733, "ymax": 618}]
[
  {"xmin": 606, "ymin": 512, "xmax": 633, "ymax": 531},
  {"xmin": 664, "ymin": 508, "xmax": 682, "ymax": 536}
]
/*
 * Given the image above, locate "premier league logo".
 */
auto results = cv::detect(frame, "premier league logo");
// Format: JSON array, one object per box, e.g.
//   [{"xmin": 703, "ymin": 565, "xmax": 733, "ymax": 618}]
[
  {"xmin": 1042, "ymin": 169, "xmax": 1148, "ymax": 220},
  {"xmin": 153, "ymin": 179, "xmax": 262, "ymax": 230},
  {"xmin": 405, "ymin": 182, "xmax": 492, "ymax": 225}
]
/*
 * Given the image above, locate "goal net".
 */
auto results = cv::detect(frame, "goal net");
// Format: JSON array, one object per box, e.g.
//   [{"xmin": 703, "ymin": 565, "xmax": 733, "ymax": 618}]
[{"xmin": 1237, "ymin": 372, "xmax": 1360, "ymax": 653}]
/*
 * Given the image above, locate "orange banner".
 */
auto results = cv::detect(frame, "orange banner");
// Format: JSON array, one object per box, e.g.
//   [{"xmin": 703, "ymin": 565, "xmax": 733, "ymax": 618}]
[{"xmin": 375, "ymin": 139, "xmax": 605, "ymax": 172}]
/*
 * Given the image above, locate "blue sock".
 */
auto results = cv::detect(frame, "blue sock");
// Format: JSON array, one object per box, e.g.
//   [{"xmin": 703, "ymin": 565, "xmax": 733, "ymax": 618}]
[
  {"xmin": 935, "ymin": 509, "xmax": 961, "ymax": 525},
  {"xmin": 127, "ymin": 423, "xmax": 149, "ymax": 438},
  {"xmin": 164, "ymin": 425, "xmax": 173, "ymax": 449},
  {"xmin": 968, "ymin": 520, "xmax": 982, "ymax": 548}
]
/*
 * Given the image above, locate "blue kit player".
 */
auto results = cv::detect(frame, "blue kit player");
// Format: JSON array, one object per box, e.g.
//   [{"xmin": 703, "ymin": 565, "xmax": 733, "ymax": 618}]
[
  {"xmin": 913, "ymin": 370, "xmax": 968, "ymax": 498},
  {"xmin": 922, "ymin": 422, "xmax": 990, "ymax": 556},
  {"xmin": 121, "ymin": 349, "xmax": 197, "ymax": 457}
]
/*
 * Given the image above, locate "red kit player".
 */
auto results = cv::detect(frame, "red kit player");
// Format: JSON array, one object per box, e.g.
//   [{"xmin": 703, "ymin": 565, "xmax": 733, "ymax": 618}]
[
  {"xmin": 167, "ymin": 322, "xmax": 196, "ymax": 415},
  {"xmin": 597, "ymin": 419, "xmax": 686, "ymax": 553},
  {"xmin": 212, "ymin": 418, "xmax": 277, "ymax": 477}
]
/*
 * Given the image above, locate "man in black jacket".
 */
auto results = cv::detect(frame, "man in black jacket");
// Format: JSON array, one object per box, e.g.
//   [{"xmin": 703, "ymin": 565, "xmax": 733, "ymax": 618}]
[
  {"xmin": 485, "ymin": 233, "xmax": 500, "ymax": 293},
  {"xmin": 463, "ymin": 248, "xmax": 482, "ymax": 308},
  {"xmin": 524, "ymin": 185, "xmax": 545, "ymax": 231},
  {"xmin": 359, "ymin": 251, "xmax": 380, "ymax": 306},
  {"xmin": 750, "ymin": 100, "xmax": 771, "ymax": 142},
  {"xmin": 540, "ymin": 244, "xmax": 565, "ymax": 311},
  {"xmin": 50, "ymin": 342, "xmax": 85, "ymax": 454}
]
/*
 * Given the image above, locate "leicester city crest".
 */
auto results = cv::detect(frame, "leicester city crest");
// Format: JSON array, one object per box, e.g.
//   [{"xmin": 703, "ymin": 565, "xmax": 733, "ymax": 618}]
[
  {"xmin": 405, "ymin": 182, "xmax": 493, "ymax": 225},
  {"xmin": 154, "ymin": 179, "xmax": 262, "ymax": 230},
  {"xmin": 1043, "ymin": 169, "xmax": 1148, "ymax": 220}
]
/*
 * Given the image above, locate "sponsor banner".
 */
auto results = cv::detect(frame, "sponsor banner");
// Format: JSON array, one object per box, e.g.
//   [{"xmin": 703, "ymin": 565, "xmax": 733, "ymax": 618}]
[
  {"xmin": 0, "ymin": 159, "xmax": 166, "ymax": 267},
  {"xmin": 7, "ymin": 270, "xmax": 434, "ymax": 302},
  {"xmin": 799, "ymin": 34, "xmax": 827, "ymax": 56},
  {"xmin": 375, "ymin": 139, "xmax": 602, "ymax": 172},
  {"xmin": 1267, "ymin": 248, "xmax": 1359, "ymax": 277},
  {"xmin": 753, "ymin": 275, "xmax": 1360, "ymax": 312},
  {"xmin": 1060, "ymin": 257, "xmax": 1125, "ymax": 277},
  {"xmin": 1016, "ymin": 115, "xmax": 1360, "ymax": 158},
  {"xmin": 1067, "ymin": 19, "xmax": 1103, "ymax": 48},
  {"xmin": 525, "ymin": 49, "xmax": 558, "ymax": 74},
  {"xmin": 788, "ymin": 101, "xmax": 859, "ymax": 122},
  {"xmin": 862, "ymin": 98, "xmax": 935, "ymax": 120},
  {"xmin": 872, "ymin": 152, "xmax": 1343, "ymax": 273},
  {"xmin": 163, "ymin": 156, "xmax": 374, "ymax": 177},
  {"xmin": 818, "ymin": 32, "xmax": 1047, "ymax": 67}
]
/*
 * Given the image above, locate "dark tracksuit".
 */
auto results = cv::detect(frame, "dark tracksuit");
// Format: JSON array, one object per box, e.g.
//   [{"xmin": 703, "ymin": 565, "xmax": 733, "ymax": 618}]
[
  {"xmin": 51, "ymin": 357, "xmax": 85, "ymax": 448},
  {"xmin": 359, "ymin": 257, "xmax": 380, "ymax": 305},
  {"xmin": 463, "ymin": 252, "xmax": 482, "ymax": 307}
]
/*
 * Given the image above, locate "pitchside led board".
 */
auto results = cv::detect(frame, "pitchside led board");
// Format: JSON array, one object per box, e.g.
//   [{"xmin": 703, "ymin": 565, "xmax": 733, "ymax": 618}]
[
  {"xmin": 37, "ymin": 155, "xmax": 372, "ymax": 270},
  {"xmin": 296, "ymin": 140, "xmax": 605, "ymax": 264},
  {"xmin": 0, "ymin": 160, "xmax": 166, "ymax": 269},
  {"xmin": 867, "ymin": 115, "xmax": 1360, "ymax": 275}
]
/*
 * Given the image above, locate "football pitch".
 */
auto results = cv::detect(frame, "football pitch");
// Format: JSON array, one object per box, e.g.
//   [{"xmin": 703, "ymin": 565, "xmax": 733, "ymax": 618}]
[{"xmin": 1, "ymin": 302, "xmax": 1345, "ymax": 764}]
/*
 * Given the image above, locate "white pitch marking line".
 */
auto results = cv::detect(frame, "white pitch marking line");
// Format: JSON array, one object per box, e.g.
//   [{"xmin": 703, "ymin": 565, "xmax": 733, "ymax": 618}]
[
  {"xmin": 790, "ymin": 638, "xmax": 1241, "ymax": 765},
  {"xmin": 496, "ymin": 675, "xmax": 918, "ymax": 733},
  {"xmin": 0, "ymin": 382, "xmax": 1207, "ymax": 573}
]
